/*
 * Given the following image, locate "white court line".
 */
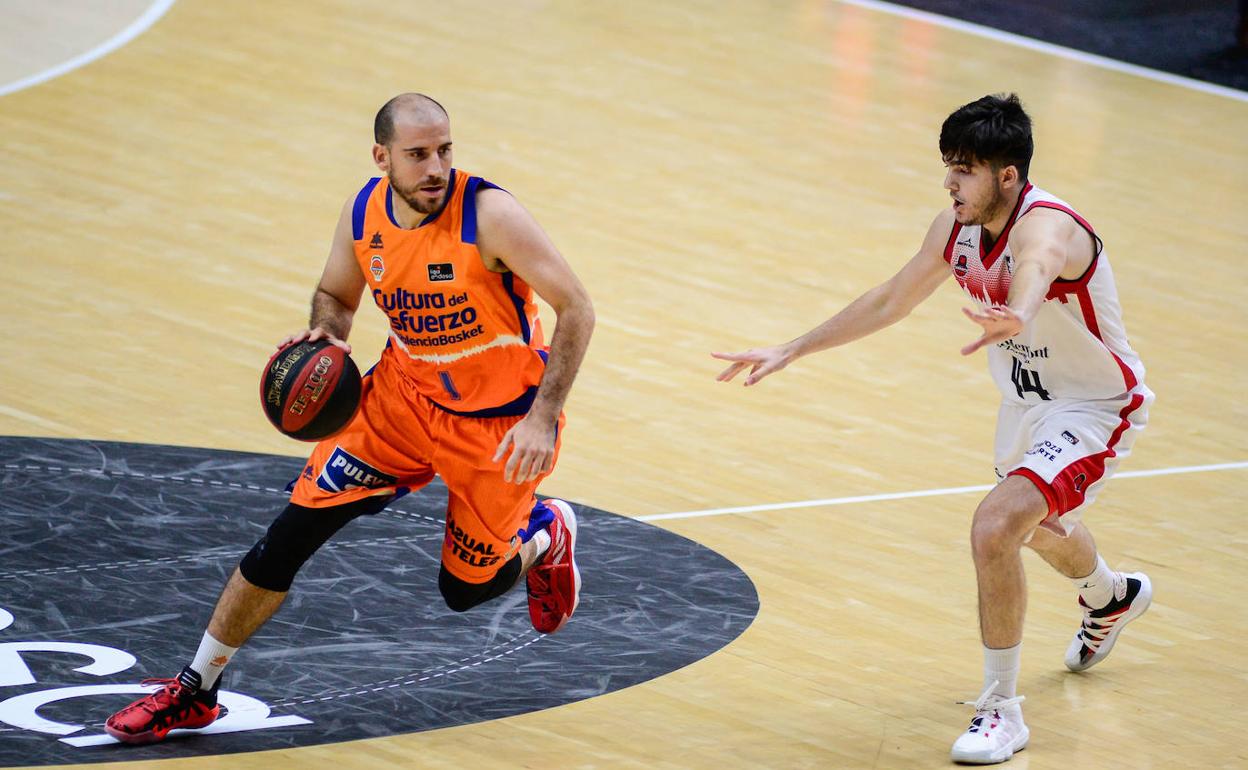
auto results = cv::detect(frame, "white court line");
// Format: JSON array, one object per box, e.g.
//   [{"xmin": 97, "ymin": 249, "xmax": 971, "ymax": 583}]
[
  {"xmin": 840, "ymin": 0, "xmax": 1248, "ymax": 104},
  {"xmin": 639, "ymin": 461, "xmax": 1248, "ymax": 521},
  {"xmin": 0, "ymin": 0, "xmax": 178, "ymax": 98}
]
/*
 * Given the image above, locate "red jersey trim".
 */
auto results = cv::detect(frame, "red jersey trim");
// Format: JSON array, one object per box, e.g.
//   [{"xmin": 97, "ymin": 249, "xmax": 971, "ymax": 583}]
[
  {"xmin": 1025, "ymin": 201, "xmax": 1104, "ymax": 293},
  {"xmin": 1073, "ymin": 288, "xmax": 1139, "ymax": 392},
  {"xmin": 980, "ymin": 182, "xmax": 1033, "ymax": 270}
]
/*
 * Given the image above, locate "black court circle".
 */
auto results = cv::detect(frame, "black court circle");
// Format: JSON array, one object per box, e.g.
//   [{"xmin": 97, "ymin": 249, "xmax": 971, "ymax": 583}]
[{"xmin": 0, "ymin": 438, "xmax": 759, "ymax": 766}]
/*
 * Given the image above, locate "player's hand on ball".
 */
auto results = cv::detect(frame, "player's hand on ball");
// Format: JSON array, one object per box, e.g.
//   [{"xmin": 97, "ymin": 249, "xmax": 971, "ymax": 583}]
[
  {"xmin": 276, "ymin": 327, "xmax": 352, "ymax": 355},
  {"xmin": 712, "ymin": 344, "xmax": 796, "ymax": 386}
]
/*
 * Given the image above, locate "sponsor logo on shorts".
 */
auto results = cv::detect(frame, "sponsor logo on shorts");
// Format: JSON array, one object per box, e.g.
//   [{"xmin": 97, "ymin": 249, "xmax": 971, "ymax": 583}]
[
  {"xmin": 317, "ymin": 447, "xmax": 397, "ymax": 493},
  {"xmin": 1073, "ymin": 472, "xmax": 1087, "ymax": 492},
  {"xmin": 428, "ymin": 263, "xmax": 455, "ymax": 282},
  {"xmin": 444, "ymin": 512, "xmax": 504, "ymax": 568},
  {"xmin": 1025, "ymin": 439, "xmax": 1063, "ymax": 462},
  {"xmin": 1061, "ymin": 430, "xmax": 1080, "ymax": 445}
]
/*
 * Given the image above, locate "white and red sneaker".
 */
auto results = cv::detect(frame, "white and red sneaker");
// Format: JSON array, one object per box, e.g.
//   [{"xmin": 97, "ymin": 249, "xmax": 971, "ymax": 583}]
[
  {"xmin": 1065, "ymin": 571, "xmax": 1152, "ymax": 672},
  {"xmin": 950, "ymin": 682, "xmax": 1028, "ymax": 765},
  {"xmin": 526, "ymin": 499, "xmax": 581, "ymax": 634}
]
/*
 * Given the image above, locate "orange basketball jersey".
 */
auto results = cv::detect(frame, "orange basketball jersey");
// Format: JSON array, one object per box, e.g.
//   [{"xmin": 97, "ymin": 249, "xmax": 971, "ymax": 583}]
[{"xmin": 351, "ymin": 171, "xmax": 547, "ymax": 415}]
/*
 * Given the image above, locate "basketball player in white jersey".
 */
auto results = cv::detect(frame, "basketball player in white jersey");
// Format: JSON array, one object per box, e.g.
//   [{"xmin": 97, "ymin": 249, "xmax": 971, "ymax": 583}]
[{"xmin": 714, "ymin": 94, "xmax": 1154, "ymax": 765}]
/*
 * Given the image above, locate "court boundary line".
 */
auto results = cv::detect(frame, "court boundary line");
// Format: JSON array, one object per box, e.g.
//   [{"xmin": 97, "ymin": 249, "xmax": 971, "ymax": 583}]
[
  {"xmin": 639, "ymin": 460, "xmax": 1248, "ymax": 521},
  {"xmin": 0, "ymin": 0, "xmax": 178, "ymax": 98},
  {"xmin": 840, "ymin": 0, "xmax": 1248, "ymax": 104}
]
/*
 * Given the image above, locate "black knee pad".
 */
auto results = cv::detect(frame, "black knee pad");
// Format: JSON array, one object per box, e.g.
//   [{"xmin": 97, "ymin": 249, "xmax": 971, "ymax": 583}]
[
  {"xmin": 438, "ymin": 556, "xmax": 522, "ymax": 613},
  {"xmin": 239, "ymin": 498, "xmax": 385, "ymax": 592}
]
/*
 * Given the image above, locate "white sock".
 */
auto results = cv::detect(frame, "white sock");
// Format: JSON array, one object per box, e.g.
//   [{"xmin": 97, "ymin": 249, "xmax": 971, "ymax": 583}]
[
  {"xmin": 983, "ymin": 643, "xmax": 1021, "ymax": 700},
  {"xmin": 1074, "ymin": 554, "xmax": 1119, "ymax": 609},
  {"xmin": 531, "ymin": 529, "xmax": 551, "ymax": 558},
  {"xmin": 189, "ymin": 631, "xmax": 239, "ymax": 690}
]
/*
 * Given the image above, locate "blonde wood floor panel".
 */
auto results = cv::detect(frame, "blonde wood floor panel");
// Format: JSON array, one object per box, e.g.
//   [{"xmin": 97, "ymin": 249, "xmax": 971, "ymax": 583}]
[
  {"xmin": 4, "ymin": 0, "xmax": 1246, "ymax": 768},
  {"xmin": 0, "ymin": 0, "xmax": 157, "ymax": 90}
]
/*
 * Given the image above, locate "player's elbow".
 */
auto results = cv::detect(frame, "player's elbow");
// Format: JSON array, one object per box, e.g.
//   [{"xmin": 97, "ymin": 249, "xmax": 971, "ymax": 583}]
[
  {"xmin": 876, "ymin": 293, "xmax": 915, "ymax": 326},
  {"xmin": 554, "ymin": 289, "xmax": 595, "ymax": 331}
]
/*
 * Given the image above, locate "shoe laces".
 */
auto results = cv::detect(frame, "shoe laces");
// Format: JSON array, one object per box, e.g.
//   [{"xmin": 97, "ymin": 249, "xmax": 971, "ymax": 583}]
[
  {"xmin": 1077, "ymin": 602, "xmax": 1125, "ymax": 651},
  {"xmin": 1079, "ymin": 616, "xmax": 1109, "ymax": 651},
  {"xmin": 958, "ymin": 680, "xmax": 1024, "ymax": 732},
  {"xmin": 109, "ymin": 679, "xmax": 179, "ymax": 717}
]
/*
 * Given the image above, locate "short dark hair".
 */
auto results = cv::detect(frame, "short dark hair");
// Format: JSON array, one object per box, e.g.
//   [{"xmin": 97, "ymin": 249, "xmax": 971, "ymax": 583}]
[
  {"xmin": 939, "ymin": 93, "xmax": 1033, "ymax": 181},
  {"xmin": 374, "ymin": 93, "xmax": 449, "ymax": 145}
]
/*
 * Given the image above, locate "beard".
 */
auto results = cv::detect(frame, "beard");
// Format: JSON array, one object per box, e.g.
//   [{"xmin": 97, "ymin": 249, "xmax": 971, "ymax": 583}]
[
  {"xmin": 389, "ymin": 171, "xmax": 447, "ymax": 215},
  {"xmin": 972, "ymin": 181, "xmax": 1011, "ymax": 225}
]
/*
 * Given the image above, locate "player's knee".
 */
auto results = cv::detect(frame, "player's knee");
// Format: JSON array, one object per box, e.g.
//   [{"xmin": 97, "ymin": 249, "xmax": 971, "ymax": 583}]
[
  {"xmin": 437, "ymin": 557, "xmax": 521, "ymax": 613},
  {"xmin": 971, "ymin": 502, "xmax": 1028, "ymax": 561},
  {"xmin": 437, "ymin": 572, "xmax": 482, "ymax": 612},
  {"xmin": 239, "ymin": 501, "xmax": 371, "ymax": 592}
]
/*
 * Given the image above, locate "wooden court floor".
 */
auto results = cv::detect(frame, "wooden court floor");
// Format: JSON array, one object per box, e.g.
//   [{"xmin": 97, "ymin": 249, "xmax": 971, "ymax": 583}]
[{"xmin": 2, "ymin": 1, "xmax": 1246, "ymax": 768}]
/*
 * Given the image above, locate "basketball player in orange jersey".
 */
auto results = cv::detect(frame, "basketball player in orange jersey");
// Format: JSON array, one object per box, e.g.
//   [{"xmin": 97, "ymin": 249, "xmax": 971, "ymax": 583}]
[
  {"xmin": 105, "ymin": 93, "xmax": 595, "ymax": 744},
  {"xmin": 714, "ymin": 94, "xmax": 1153, "ymax": 765}
]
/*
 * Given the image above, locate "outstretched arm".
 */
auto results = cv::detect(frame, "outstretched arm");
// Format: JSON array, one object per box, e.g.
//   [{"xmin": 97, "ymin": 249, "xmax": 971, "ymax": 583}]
[
  {"xmin": 476, "ymin": 188, "xmax": 595, "ymax": 483},
  {"xmin": 714, "ymin": 209, "xmax": 954, "ymax": 386}
]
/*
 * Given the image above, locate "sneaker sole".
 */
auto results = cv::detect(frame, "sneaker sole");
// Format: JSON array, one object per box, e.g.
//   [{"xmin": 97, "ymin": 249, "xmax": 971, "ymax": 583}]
[
  {"xmin": 105, "ymin": 723, "xmax": 168, "ymax": 745},
  {"xmin": 1065, "ymin": 572, "xmax": 1152, "ymax": 672},
  {"xmin": 543, "ymin": 499, "xmax": 581, "ymax": 633}
]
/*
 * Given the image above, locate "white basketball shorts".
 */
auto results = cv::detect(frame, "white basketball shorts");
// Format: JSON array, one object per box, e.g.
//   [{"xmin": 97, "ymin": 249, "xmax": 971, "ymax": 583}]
[{"xmin": 994, "ymin": 386, "xmax": 1153, "ymax": 536}]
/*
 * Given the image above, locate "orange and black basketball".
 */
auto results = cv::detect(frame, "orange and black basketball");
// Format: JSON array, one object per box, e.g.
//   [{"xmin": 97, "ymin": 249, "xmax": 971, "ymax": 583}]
[{"xmin": 260, "ymin": 338, "xmax": 362, "ymax": 441}]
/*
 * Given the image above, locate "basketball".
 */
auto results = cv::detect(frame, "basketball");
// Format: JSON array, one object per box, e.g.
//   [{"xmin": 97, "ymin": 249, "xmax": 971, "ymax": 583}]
[{"xmin": 260, "ymin": 338, "xmax": 362, "ymax": 441}]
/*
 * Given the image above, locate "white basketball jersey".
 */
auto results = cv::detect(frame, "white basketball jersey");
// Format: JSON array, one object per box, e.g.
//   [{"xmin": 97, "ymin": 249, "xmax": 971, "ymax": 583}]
[{"xmin": 943, "ymin": 183, "xmax": 1146, "ymax": 404}]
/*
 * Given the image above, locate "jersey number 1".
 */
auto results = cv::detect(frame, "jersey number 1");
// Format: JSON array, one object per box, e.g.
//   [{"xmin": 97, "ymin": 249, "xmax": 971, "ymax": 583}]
[{"xmin": 1011, "ymin": 358, "xmax": 1052, "ymax": 401}]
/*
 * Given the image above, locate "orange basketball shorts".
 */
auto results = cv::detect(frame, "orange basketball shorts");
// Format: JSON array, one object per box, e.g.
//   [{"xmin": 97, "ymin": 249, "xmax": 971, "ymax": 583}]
[{"xmin": 288, "ymin": 351, "xmax": 564, "ymax": 584}]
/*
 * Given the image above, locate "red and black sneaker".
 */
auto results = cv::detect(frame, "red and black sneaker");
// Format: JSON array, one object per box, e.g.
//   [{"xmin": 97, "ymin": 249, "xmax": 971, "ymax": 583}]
[
  {"xmin": 526, "ymin": 499, "xmax": 581, "ymax": 634},
  {"xmin": 105, "ymin": 666, "xmax": 221, "ymax": 744}
]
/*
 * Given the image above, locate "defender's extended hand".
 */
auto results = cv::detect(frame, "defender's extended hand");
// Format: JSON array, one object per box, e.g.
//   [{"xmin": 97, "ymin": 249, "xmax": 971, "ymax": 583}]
[
  {"xmin": 712, "ymin": 346, "xmax": 795, "ymax": 386},
  {"xmin": 961, "ymin": 305, "xmax": 1023, "ymax": 356}
]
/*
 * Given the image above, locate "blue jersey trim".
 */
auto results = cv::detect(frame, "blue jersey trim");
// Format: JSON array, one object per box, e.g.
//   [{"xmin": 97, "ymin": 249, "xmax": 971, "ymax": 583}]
[
  {"xmin": 426, "ymin": 349, "xmax": 548, "ymax": 418},
  {"xmin": 502, "ymin": 272, "xmax": 531, "ymax": 344},
  {"xmin": 383, "ymin": 169, "xmax": 459, "ymax": 229},
  {"xmin": 385, "ymin": 185, "xmax": 397, "ymax": 227},
  {"xmin": 460, "ymin": 176, "xmax": 503, "ymax": 244},
  {"xmin": 438, "ymin": 371, "xmax": 463, "ymax": 401},
  {"xmin": 430, "ymin": 386, "xmax": 538, "ymax": 418},
  {"xmin": 352, "ymin": 178, "xmax": 382, "ymax": 241}
]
